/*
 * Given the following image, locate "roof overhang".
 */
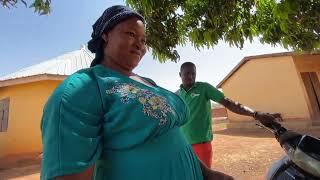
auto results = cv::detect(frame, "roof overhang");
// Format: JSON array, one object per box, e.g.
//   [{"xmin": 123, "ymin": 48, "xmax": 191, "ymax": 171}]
[{"xmin": 0, "ymin": 74, "xmax": 67, "ymax": 88}]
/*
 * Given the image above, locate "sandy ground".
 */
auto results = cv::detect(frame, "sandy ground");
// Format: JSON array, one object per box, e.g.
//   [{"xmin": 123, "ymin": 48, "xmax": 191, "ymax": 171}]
[{"xmin": 0, "ymin": 124, "xmax": 319, "ymax": 180}]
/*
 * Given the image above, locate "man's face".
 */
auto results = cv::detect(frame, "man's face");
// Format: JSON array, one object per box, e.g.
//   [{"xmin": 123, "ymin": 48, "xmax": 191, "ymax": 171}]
[{"xmin": 180, "ymin": 65, "xmax": 196, "ymax": 88}]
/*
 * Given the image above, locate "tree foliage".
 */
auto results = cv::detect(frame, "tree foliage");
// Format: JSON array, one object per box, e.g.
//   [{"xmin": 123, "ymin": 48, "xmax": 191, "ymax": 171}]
[
  {"xmin": 2, "ymin": 0, "xmax": 319, "ymax": 62},
  {"xmin": 1, "ymin": 0, "xmax": 50, "ymax": 15},
  {"xmin": 126, "ymin": 0, "xmax": 320, "ymax": 62}
]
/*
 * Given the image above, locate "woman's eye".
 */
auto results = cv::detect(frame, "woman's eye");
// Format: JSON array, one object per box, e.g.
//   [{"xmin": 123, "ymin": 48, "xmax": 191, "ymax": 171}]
[{"xmin": 127, "ymin": 32, "xmax": 135, "ymax": 37}]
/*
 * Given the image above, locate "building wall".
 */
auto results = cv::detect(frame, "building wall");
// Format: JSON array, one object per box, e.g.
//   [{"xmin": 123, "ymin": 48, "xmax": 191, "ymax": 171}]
[
  {"xmin": 212, "ymin": 107, "xmax": 227, "ymax": 118},
  {"xmin": 220, "ymin": 56, "xmax": 310, "ymax": 123},
  {"xmin": 0, "ymin": 80, "xmax": 61, "ymax": 158},
  {"xmin": 294, "ymin": 54, "xmax": 320, "ymax": 73},
  {"xmin": 293, "ymin": 54, "xmax": 320, "ymax": 125}
]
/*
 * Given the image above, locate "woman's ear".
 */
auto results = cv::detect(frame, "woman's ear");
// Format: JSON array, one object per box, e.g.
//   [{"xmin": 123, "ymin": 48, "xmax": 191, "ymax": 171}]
[{"xmin": 102, "ymin": 33, "xmax": 108, "ymax": 44}]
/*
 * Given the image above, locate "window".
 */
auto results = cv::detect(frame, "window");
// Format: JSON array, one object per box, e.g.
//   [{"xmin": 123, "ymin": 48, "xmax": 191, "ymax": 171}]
[{"xmin": 0, "ymin": 98, "xmax": 10, "ymax": 132}]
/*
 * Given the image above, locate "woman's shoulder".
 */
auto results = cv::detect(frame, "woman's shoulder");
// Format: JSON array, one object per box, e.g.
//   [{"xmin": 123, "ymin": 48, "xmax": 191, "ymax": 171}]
[
  {"xmin": 46, "ymin": 67, "xmax": 103, "ymax": 113},
  {"xmin": 65, "ymin": 68, "xmax": 98, "ymax": 90}
]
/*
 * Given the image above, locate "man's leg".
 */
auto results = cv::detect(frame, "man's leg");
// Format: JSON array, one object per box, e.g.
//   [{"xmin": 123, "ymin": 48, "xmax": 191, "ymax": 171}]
[{"xmin": 191, "ymin": 142, "xmax": 212, "ymax": 168}]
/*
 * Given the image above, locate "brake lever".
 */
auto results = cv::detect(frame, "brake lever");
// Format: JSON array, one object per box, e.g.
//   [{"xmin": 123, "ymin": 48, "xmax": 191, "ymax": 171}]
[
  {"xmin": 255, "ymin": 120, "xmax": 286, "ymax": 137},
  {"xmin": 270, "ymin": 113, "xmax": 283, "ymax": 122},
  {"xmin": 255, "ymin": 122, "xmax": 276, "ymax": 133}
]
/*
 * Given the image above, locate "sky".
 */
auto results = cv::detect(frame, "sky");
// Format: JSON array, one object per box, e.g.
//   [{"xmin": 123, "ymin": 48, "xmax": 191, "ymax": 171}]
[{"xmin": 0, "ymin": 0, "xmax": 287, "ymax": 91}]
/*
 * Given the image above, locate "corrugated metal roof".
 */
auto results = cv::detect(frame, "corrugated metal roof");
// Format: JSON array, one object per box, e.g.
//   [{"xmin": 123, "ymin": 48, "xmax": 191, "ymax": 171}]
[{"xmin": 0, "ymin": 46, "xmax": 94, "ymax": 81}]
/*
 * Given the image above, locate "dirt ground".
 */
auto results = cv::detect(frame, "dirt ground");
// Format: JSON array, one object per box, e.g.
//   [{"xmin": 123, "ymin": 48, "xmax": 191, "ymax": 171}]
[{"xmin": 0, "ymin": 124, "xmax": 319, "ymax": 180}]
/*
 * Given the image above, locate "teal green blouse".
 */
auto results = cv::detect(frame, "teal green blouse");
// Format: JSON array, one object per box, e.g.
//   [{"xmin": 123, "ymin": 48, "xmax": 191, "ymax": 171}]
[{"xmin": 41, "ymin": 65, "xmax": 203, "ymax": 180}]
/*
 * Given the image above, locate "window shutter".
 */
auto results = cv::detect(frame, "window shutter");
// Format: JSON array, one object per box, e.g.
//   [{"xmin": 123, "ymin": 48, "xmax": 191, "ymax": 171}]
[{"xmin": 0, "ymin": 98, "xmax": 10, "ymax": 132}]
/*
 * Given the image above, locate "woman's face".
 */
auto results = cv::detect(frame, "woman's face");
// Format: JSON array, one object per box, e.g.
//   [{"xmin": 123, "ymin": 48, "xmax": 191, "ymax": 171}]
[{"xmin": 103, "ymin": 17, "xmax": 146, "ymax": 72}]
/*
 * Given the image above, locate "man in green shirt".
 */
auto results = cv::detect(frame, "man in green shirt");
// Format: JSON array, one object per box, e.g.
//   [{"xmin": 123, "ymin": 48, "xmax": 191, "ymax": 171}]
[{"xmin": 177, "ymin": 62, "xmax": 281, "ymax": 168}]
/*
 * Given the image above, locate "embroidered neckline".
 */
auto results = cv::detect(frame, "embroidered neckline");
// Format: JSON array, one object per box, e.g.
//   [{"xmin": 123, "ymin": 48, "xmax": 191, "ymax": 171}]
[{"xmin": 106, "ymin": 83, "xmax": 175, "ymax": 125}]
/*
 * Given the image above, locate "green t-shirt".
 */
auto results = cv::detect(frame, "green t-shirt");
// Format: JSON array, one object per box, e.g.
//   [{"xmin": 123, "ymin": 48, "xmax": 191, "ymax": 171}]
[{"xmin": 177, "ymin": 82, "xmax": 224, "ymax": 144}]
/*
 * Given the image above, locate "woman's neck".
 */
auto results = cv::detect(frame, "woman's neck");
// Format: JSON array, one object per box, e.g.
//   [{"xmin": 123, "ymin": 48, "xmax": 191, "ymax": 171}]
[{"xmin": 100, "ymin": 58, "xmax": 134, "ymax": 76}]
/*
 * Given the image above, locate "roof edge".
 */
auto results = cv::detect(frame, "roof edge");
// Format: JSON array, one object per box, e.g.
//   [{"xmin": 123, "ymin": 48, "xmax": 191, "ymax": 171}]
[
  {"xmin": 216, "ymin": 52, "xmax": 294, "ymax": 88},
  {"xmin": 0, "ymin": 74, "xmax": 66, "ymax": 88}
]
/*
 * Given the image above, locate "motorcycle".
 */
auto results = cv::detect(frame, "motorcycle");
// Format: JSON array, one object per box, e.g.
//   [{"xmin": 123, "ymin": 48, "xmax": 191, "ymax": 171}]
[{"xmin": 255, "ymin": 117, "xmax": 320, "ymax": 180}]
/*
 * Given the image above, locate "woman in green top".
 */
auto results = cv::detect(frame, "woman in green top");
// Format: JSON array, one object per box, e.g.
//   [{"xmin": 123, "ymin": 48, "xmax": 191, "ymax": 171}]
[{"xmin": 41, "ymin": 5, "xmax": 234, "ymax": 180}]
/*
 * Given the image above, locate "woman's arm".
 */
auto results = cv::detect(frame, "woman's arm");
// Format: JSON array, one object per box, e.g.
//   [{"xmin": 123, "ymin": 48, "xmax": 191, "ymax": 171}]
[
  {"xmin": 199, "ymin": 160, "xmax": 234, "ymax": 180},
  {"xmin": 55, "ymin": 165, "xmax": 95, "ymax": 180}
]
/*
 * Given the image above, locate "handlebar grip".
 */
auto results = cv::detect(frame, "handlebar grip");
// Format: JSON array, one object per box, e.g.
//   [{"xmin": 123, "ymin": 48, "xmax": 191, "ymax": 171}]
[{"xmin": 278, "ymin": 130, "xmax": 302, "ymax": 146}]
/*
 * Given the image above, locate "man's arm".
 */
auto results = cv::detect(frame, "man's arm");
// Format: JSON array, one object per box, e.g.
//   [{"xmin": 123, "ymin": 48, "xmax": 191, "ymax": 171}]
[
  {"xmin": 218, "ymin": 97, "xmax": 282, "ymax": 128},
  {"xmin": 204, "ymin": 83, "xmax": 255, "ymax": 117},
  {"xmin": 219, "ymin": 97, "xmax": 255, "ymax": 117}
]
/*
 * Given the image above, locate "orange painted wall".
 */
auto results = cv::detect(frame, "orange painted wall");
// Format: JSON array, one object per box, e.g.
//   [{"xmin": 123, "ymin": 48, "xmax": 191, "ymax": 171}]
[
  {"xmin": 0, "ymin": 80, "xmax": 61, "ymax": 158},
  {"xmin": 220, "ymin": 56, "xmax": 310, "ymax": 122}
]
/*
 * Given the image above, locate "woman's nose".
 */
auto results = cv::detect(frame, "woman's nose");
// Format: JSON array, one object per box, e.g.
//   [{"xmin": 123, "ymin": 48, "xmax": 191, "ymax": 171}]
[
  {"xmin": 135, "ymin": 38, "xmax": 145, "ymax": 50},
  {"xmin": 135, "ymin": 43, "xmax": 141, "ymax": 50}
]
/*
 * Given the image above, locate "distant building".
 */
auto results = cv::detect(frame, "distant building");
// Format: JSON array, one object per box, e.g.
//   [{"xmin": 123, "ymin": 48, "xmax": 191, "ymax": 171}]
[
  {"xmin": 0, "ymin": 46, "xmax": 93, "ymax": 158},
  {"xmin": 217, "ymin": 52, "xmax": 320, "ymax": 129}
]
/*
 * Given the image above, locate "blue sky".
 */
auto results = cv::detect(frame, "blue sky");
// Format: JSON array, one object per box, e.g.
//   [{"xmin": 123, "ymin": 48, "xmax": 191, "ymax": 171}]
[{"xmin": 0, "ymin": 0, "xmax": 287, "ymax": 91}]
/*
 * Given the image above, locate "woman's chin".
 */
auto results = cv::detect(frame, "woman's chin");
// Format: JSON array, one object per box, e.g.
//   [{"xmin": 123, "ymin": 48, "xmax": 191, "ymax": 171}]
[{"xmin": 127, "ymin": 59, "xmax": 141, "ymax": 69}]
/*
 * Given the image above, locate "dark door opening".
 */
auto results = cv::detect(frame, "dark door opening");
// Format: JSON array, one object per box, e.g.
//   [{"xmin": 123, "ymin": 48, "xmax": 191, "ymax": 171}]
[{"xmin": 301, "ymin": 72, "xmax": 320, "ymax": 125}]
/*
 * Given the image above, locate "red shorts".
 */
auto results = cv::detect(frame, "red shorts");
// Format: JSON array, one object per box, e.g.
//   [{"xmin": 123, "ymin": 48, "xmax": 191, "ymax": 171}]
[{"xmin": 192, "ymin": 142, "xmax": 212, "ymax": 168}]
